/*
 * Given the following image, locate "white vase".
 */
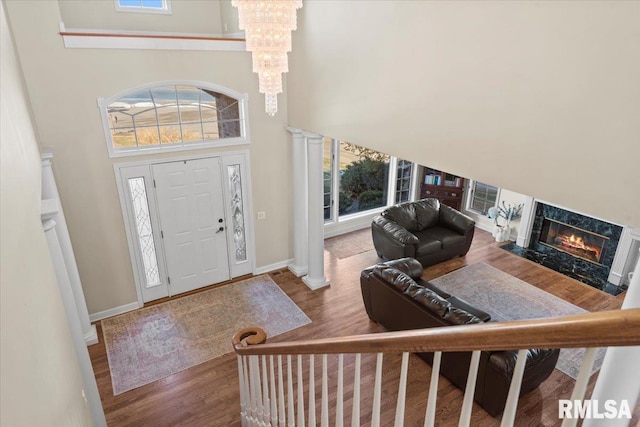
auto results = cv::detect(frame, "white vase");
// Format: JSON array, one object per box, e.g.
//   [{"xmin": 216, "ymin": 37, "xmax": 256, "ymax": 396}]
[{"xmin": 495, "ymin": 226, "xmax": 510, "ymax": 243}]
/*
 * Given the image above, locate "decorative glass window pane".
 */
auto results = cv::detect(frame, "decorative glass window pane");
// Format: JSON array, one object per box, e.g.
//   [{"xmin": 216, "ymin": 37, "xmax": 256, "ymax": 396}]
[
  {"xmin": 127, "ymin": 177, "xmax": 161, "ymax": 287},
  {"xmin": 227, "ymin": 165, "xmax": 247, "ymax": 262},
  {"xmin": 102, "ymin": 82, "xmax": 246, "ymax": 156}
]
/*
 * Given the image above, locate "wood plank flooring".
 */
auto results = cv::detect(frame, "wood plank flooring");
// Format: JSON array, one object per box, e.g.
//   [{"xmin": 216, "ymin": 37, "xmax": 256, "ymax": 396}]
[{"xmin": 89, "ymin": 228, "xmax": 637, "ymax": 426}]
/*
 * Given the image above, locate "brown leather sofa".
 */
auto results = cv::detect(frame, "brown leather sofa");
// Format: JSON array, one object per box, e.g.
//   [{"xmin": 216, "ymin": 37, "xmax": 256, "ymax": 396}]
[
  {"xmin": 371, "ymin": 198, "xmax": 475, "ymax": 267},
  {"xmin": 360, "ymin": 257, "xmax": 560, "ymax": 417}
]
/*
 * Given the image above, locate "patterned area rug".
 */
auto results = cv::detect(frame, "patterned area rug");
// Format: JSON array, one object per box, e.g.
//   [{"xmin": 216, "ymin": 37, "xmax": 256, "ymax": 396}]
[
  {"xmin": 430, "ymin": 263, "xmax": 606, "ymax": 380},
  {"xmin": 102, "ymin": 275, "xmax": 311, "ymax": 395},
  {"xmin": 325, "ymin": 228, "xmax": 374, "ymax": 259}
]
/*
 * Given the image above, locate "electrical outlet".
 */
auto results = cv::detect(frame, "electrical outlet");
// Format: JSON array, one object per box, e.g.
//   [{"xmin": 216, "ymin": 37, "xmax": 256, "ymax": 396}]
[{"xmin": 257, "ymin": 211, "xmax": 266, "ymax": 220}]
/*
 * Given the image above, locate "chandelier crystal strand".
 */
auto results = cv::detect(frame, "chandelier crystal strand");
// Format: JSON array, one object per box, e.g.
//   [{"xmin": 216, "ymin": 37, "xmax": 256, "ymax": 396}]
[{"xmin": 232, "ymin": 0, "xmax": 303, "ymax": 116}]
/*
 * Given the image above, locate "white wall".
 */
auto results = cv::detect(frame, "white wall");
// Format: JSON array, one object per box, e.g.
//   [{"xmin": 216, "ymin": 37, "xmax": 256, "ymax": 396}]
[
  {"xmin": 59, "ymin": 0, "xmax": 224, "ymax": 34},
  {"xmin": 5, "ymin": 0, "xmax": 292, "ymax": 315},
  {"xmin": 0, "ymin": 2, "xmax": 93, "ymax": 424},
  {"xmin": 287, "ymin": 1, "xmax": 640, "ymax": 228}
]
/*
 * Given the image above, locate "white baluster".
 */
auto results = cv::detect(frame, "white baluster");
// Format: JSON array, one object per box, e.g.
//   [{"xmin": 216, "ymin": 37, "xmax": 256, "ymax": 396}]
[
  {"xmin": 394, "ymin": 352, "xmax": 410, "ymax": 427},
  {"xmin": 561, "ymin": 347, "xmax": 599, "ymax": 427},
  {"xmin": 501, "ymin": 349, "xmax": 529, "ymax": 427},
  {"xmin": 371, "ymin": 353, "xmax": 384, "ymax": 427},
  {"xmin": 321, "ymin": 354, "xmax": 329, "ymax": 427},
  {"xmin": 458, "ymin": 350, "xmax": 481, "ymax": 427},
  {"xmin": 423, "ymin": 351, "xmax": 442, "ymax": 427},
  {"xmin": 243, "ymin": 356, "xmax": 253, "ymax": 426},
  {"xmin": 270, "ymin": 356, "xmax": 278, "ymax": 427},
  {"xmin": 248, "ymin": 356, "xmax": 258, "ymax": 425},
  {"xmin": 336, "ymin": 354, "xmax": 344, "ymax": 427},
  {"xmin": 278, "ymin": 355, "xmax": 286, "ymax": 427},
  {"xmin": 262, "ymin": 355, "xmax": 270, "ymax": 425},
  {"xmin": 287, "ymin": 355, "xmax": 295, "ymax": 427},
  {"xmin": 351, "ymin": 354, "xmax": 361, "ymax": 427},
  {"xmin": 254, "ymin": 356, "xmax": 265, "ymax": 425},
  {"xmin": 308, "ymin": 354, "xmax": 316, "ymax": 426},
  {"xmin": 297, "ymin": 355, "xmax": 306, "ymax": 427},
  {"xmin": 238, "ymin": 355, "xmax": 249, "ymax": 427}
]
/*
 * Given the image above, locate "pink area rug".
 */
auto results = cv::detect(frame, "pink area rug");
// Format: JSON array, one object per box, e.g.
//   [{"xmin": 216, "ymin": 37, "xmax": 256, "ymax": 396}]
[
  {"xmin": 102, "ymin": 275, "xmax": 310, "ymax": 395},
  {"xmin": 430, "ymin": 262, "xmax": 606, "ymax": 380}
]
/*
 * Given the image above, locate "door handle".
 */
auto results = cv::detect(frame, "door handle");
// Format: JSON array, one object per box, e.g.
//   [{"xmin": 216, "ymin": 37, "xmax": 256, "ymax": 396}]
[{"xmin": 216, "ymin": 226, "xmax": 225, "ymax": 233}]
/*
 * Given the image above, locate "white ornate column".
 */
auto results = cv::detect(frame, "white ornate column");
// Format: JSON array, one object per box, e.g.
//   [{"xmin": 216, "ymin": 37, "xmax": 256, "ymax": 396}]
[
  {"xmin": 41, "ymin": 150, "xmax": 97, "ymax": 345},
  {"xmin": 302, "ymin": 133, "xmax": 330, "ymax": 290},
  {"xmin": 287, "ymin": 127, "xmax": 308, "ymax": 277}
]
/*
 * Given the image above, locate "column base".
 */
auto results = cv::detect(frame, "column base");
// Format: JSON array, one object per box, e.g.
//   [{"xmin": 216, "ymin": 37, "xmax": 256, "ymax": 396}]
[
  {"xmin": 288, "ymin": 263, "xmax": 308, "ymax": 277},
  {"xmin": 302, "ymin": 275, "xmax": 330, "ymax": 290},
  {"xmin": 84, "ymin": 324, "xmax": 99, "ymax": 346}
]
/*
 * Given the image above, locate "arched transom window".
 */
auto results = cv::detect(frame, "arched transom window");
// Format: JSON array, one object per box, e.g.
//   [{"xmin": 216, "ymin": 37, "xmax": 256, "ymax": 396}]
[{"xmin": 99, "ymin": 81, "xmax": 248, "ymax": 157}]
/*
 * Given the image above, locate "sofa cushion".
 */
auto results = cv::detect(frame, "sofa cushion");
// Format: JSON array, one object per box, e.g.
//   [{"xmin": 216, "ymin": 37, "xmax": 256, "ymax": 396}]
[
  {"xmin": 414, "ymin": 199, "xmax": 440, "ymax": 230},
  {"xmin": 372, "ymin": 267, "xmax": 483, "ymax": 325},
  {"xmin": 383, "ymin": 203, "xmax": 419, "ymax": 232},
  {"xmin": 415, "ymin": 227, "xmax": 466, "ymax": 248},
  {"xmin": 415, "ymin": 238, "xmax": 442, "ymax": 255},
  {"xmin": 380, "ymin": 257, "xmax": 424, "ymax": 279},
  {"xmin": 373, "ymin": 266, "xmax": 418, "ymax": 292}
]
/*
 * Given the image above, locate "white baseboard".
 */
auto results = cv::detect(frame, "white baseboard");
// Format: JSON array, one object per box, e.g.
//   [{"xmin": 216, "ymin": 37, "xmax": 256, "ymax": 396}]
[
  {"xmin": 255, "ymin": 258, "xmax": 294, "ymax": 275},
  {"xmin": 288, "ymin": 263, "xmax": 308, "ymax": 277},
  {"xmin": 90, "ymin": 301, "xmax": 141, "ymax": 323},
  {"xmin": 84, "ymin": 324, "xmax": 99, "ymax": 346}
]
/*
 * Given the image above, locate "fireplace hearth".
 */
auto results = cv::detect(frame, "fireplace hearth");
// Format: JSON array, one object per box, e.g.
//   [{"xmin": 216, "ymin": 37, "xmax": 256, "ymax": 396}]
[{"xmin": 501, "ymin": 202, "xmax": 624, "ymax": 295}]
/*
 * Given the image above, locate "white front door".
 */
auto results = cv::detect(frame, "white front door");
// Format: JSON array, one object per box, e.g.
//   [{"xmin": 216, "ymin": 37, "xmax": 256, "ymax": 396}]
[{"xmin": 153, "ymin": 158, "xmax": 230, "ymax": 295}]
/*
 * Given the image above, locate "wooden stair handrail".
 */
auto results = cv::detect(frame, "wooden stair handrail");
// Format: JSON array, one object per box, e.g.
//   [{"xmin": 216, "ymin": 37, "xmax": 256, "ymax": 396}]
[{"xmin": 233, "ymin": 308, "xmax": 640, "ymax": 356}]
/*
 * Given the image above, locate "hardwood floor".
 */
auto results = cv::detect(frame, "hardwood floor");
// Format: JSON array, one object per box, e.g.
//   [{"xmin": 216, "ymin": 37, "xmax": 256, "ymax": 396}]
[{"xmin": 89, "ymin": 228, "xmax": 636, "ymax": 426}]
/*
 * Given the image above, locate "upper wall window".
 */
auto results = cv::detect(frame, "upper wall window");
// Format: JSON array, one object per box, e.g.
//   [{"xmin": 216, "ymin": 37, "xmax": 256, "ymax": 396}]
[
  {"xmin": 115, "ymin": 0, "xmax": 172, "ymax": 14},
  {"xmin": 99, "ymin": 82, "xmax": 249, "ymax": 158}
]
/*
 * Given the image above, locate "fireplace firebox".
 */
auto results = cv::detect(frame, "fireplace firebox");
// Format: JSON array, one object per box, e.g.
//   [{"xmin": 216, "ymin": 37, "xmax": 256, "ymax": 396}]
[{"xmin": 539, "ymin": 218, "xmax": 608, "ymax": 265}]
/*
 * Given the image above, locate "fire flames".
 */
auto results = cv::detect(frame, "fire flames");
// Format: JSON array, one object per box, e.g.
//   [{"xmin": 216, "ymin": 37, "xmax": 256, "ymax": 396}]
[{"xmin": 556, "ymin": 233, "xmax": 601, "ymax": 262}]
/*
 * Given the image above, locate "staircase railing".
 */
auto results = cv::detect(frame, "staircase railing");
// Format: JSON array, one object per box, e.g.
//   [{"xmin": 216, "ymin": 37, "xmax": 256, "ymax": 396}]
[{"xmin": 232, "ymin": 308, "xmax": 640, "ymax": 427}]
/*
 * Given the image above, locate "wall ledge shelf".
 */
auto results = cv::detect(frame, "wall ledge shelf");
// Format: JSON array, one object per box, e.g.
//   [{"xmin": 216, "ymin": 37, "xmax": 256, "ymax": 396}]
[{"xmin": 59, "ymin": 21, "xmax": 246, "ymax": 51}]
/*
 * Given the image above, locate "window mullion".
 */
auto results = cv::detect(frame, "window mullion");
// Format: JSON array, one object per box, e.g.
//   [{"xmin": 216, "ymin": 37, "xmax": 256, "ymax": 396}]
[{"xmin": 331, "ymin": 139, "xmax": 339, "ymax": 222}]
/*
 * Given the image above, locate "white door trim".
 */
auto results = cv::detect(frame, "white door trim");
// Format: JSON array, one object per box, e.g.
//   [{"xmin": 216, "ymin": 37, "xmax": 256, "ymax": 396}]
[{"xmin": 113, "ymin": 149, "xmax": 255, "ymax": 306}]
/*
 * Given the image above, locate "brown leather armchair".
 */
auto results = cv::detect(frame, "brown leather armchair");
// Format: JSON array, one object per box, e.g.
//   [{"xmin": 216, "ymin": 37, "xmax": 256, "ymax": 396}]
[
  {"xmin": 360, "ymin": 258, "xmax": 560, "ymax": 417},
  {"xmin": 371, "ymin": 198, "xmax": 475, "ymax": 267}
]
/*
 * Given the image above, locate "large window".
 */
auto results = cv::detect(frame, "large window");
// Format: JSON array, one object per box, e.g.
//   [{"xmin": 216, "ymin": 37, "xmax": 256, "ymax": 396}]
[
  {"xmin": 468, "ymin": 181, "xmax": 499, "ymax": 215},
  {"xmin": 323, "ymin": 139, "xmax": 418, "ymax": 224},
  {"xmin": 99, "ymin": 82, "xmax": 248, "ymax": 157}
]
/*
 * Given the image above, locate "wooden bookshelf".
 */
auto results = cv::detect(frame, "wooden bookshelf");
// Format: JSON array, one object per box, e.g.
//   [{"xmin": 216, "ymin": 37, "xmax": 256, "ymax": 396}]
[{"xmin": 420, "ymin": 167, "xmax": 464, "ymax": 210}]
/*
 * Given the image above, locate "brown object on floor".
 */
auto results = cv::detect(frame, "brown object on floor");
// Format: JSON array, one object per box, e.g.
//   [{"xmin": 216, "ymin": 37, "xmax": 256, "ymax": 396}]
[
  {"xmin": 324, "ymin": 227, "xmax": 374, "ymax": 259},
  {"xmin": 102, "ymin": 275, "xmax": 310, "ymax": 395}
]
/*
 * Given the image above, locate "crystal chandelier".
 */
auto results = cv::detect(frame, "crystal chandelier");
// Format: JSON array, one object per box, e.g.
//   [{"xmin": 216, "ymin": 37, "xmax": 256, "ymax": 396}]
[{"xmin": 232, "ymin": 0, "xmax": 303, "ymax": 116}]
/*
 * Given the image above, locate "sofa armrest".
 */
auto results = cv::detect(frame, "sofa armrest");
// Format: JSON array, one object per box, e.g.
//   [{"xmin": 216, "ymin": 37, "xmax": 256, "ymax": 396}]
[
  {"xmin": 439, "ymin": 204, "xmax": 476, "ymax": 235},
  {"xmin": 379, "ymin": 257, "xmax": 424, "ymax": 279},
  {"xmin": 372, "ymin": 216, "xmax": 419, "ymax": 244}
]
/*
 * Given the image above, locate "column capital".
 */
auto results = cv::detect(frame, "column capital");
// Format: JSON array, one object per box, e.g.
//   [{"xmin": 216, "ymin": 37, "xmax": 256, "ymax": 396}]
[
  {"xmin": 304, "ymin": 132, "xmax": 324, "ymax": 143},
  {"xmin": 285, "ymin": 126, "xmax": 323, "ymax": 141},
  {"xmin": 286, "ymin": 126, "xmax": 304, "ymax": 136}
]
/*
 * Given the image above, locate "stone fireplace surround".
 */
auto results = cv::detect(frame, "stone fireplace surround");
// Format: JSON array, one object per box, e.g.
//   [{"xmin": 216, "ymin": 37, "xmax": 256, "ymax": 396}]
[{"xmin": 503, "ymin": 198, "xmax": 639, "ymax": 296}]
